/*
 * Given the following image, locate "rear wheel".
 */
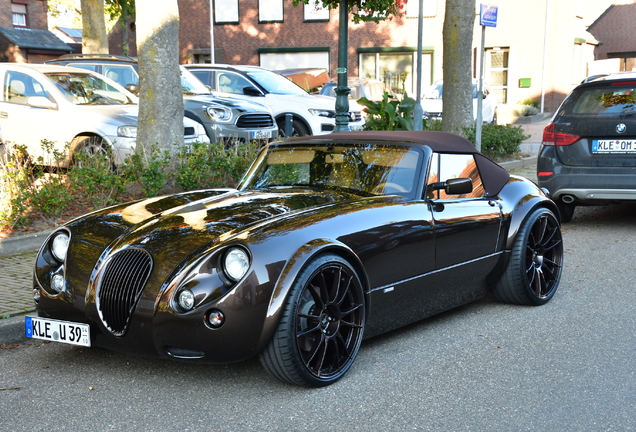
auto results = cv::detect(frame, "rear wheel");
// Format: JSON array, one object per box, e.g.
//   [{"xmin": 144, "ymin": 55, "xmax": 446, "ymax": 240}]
[
  {"xmin": 259, "ymin": 254, "xmax": 365, "ymax": 387},
  {"xmin": 493, "ymin": 208, "xmax": 563, "ymax": 305},
  {"xmin": 556, "ymin": 200, "xmax": 576, "ymax": 223}
]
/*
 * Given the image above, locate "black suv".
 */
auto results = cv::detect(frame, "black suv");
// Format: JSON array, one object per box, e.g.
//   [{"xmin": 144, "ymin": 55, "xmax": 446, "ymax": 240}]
[{"xmin": 537, "ymin": 72, "xmax": 636, "ymax": 222}]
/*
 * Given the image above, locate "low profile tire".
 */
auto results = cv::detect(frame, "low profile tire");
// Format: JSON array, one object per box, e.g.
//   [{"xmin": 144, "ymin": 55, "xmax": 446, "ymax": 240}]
[
  {"xmin": 556, "ymin": 200, "xmax": 576, "ymax": 223},
  {"xmin": 277, "ymin": 117, "xmax": 309, "ymax": 138},
  {"xmin": 493, "ymin": 207, "xmax": 563, "ymax": 306},
  {"xmin": 259, "ymin": 254, "xmax": 365, "ymax": 387}
]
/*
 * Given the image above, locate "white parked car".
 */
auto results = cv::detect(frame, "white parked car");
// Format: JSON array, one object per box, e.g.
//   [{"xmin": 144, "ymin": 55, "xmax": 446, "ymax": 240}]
[
  {"xmin": 184, "ymin": 64, "xmax": 366, "ymax": 136},
  {"xmin": 0, "ymin": 63, "xmax": 209, "ymax": 166},
  {"xmin": 421, "ymin": 79, "xmax": 498, "ymax": 124}
]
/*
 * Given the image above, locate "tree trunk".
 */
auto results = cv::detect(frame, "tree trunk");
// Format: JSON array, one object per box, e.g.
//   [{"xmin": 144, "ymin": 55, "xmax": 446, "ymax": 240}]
[
  {"xmin": 441, "ymin": 0, "xmax": 475, "ymax": 137},
  {"xmin": 135, "ymin": 0, "xmax": 184, "ymax": 161},
  {"xmin": 80, "ymin": 0, "xmax": 109, "ymax": 54}
]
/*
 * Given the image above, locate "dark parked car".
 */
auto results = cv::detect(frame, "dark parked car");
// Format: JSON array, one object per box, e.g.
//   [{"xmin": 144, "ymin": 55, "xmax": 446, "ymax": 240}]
[
  {"xmin": 538, "ymin": 72, "xmax": 636, "ymax": 221},
  {"xmin": 28, "ymin": 131, "xmax": 563, "ymax": 387}
]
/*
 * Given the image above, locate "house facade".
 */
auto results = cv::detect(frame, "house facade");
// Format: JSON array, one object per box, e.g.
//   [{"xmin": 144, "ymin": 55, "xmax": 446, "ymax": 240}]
[
  {"xmin": 109, "ymin": 0, "xmax": 615, "ymax": 113},
  {"xmin": 587, "ymin": 1, "xmax": 636, "ymax": 72},
  {"xmin": 0, "ymin": 0, "xmax": 72, "ymax": 62}
]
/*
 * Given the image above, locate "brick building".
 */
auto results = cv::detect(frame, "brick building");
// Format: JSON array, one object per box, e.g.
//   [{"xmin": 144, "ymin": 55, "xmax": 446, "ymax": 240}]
[
  {"xmin": 587, "ymin": 1, "xmax": 636, "ymax": 71},
  {"xmin": 0, "ymin": 0, "xmax": 72, "ymax": 62},
  {"xmin": 109, "ymin": 0, "xmax": 615, "ymax": 113}
]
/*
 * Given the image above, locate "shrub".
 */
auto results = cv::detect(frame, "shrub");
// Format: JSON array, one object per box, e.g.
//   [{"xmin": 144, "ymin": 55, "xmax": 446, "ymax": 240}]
[
  {"xmin": 121, "ymin": 144, "xmax": 172, "ymax": 197},
  {"xmin": 358, "ymin": 92, "xmax": 421, "ymax": 131},
  {"xmin": 463, "ymin": 123, "xmax": 530, "ymax": 159}
]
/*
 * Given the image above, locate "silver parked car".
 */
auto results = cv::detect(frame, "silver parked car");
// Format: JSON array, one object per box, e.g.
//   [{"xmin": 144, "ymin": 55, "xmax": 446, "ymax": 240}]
[
  {"xmin": 0, "ymin": 63, "xmax": 209, "ymax": 166},
  {"xmin": 47, "ymin": 55, "xmax": 278, "ymax": 144}
]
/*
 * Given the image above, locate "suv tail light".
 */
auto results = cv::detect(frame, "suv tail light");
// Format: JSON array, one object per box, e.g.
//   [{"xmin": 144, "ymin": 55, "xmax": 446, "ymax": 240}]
[{"xmin": 542, "ymin": 123, "xmax": 580, "ymax": 146}]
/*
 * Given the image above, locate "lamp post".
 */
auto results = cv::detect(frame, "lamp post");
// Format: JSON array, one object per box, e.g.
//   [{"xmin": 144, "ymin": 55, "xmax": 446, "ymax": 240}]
[
  {"xmin": 334, "ymin": 0, "xmax": 351, "ymax": 132},
  {"xmin": 209, "ymin": 0, "xmax": 215, "ymax": 63}
]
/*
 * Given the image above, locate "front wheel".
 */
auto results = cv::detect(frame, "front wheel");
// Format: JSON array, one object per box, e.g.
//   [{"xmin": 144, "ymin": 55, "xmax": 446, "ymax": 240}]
[
  {"xmin": 70, "ymin": 135, "xmax": 112, "ymax": 168},
  {"xmin": 276, "ymin": 117, "xmax": 309, "ymax": 138},
  {"xmin": 259, "ymin": 254, "xmax": 365, "ymax": 387},
  {"xmin": 493, "ymin": 207, "xmax": 563, "ymax": 306}
]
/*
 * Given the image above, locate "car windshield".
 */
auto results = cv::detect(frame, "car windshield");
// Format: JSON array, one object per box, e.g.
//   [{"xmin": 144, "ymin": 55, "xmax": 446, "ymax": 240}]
[
  {"xmin": 240, "ymin": 143, "xmax": 421, "ymax": 197},
  {"xmin": 180, "ymin": 67, "xmax": 212, "ymax": 95},
  {"xmin": 46, "ymin": 73, "xmax": 134, "ymax": 105},
  {"xmin": 245, "ymin": 69, "xmax": 309, "ymax": 96},
  {"xmin": 561, "ymin": 84, "xmax": 636, "ymax": 116}
]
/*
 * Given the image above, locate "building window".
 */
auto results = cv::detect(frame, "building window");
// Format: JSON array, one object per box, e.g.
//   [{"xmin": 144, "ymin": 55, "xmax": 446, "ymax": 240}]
[
  {"xmin": 358, "ymin": 48, "xmax": 432, "ymax": 97},
  {"xmin": 12, "ymin": 3, "xmax": 27, "ymax": 27},
  {"xmin": 259, "ymin": 48, "xmax": 330, "ymax": 72},
  {"xmin": 486, "ymin": 48, "xmax": 509, "ymax": 103},
  {"xmin": 304, "ymin": 0, "xmax": 329, "ymax": 21},
  {"xmin": 215, "ymin": 0, "xmax": 239, "ymax": 24},
  {"xmin": 405, "ymin": 0, "xmax": 437, "ymax": 18},
  {"xmin": 259, "ymin": 0, "xmax": 284, "ymax": 23}
]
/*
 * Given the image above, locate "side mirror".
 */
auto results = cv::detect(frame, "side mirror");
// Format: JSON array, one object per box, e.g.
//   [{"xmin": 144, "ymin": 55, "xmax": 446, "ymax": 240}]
[
  {"xmin": 243, "ymin": 87, "xmax": 263, "ymax": 97},
  {"xmin": 125, "ymin": 84, "xmax": 140, "ymax": 95},
  {"xmin": 28, "ymin": 96, "xmax": 57, "ymax": 110},
  {"xmin": 428, "ymin": 178, "xmax": 473, "ymax": 196}
]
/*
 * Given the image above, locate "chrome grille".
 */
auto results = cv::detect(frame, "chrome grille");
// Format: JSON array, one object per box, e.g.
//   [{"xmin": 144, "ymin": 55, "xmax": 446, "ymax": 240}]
[
  {"xmin": 97, "ymin": 249, "xmax": 153, "ymax": 336},
  {"xmin": 236, "ymin": 114, "xmax": 275, "ymax": 129},
  {"xmin": 348, "ymin": 111, "xmax": 362, "ymax": 123}
]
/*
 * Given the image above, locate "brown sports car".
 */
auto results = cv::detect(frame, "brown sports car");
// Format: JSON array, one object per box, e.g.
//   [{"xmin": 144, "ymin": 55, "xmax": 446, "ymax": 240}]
[{"xmin": 28, "ymin": 131, "xmax": 564, "ymax": 387}]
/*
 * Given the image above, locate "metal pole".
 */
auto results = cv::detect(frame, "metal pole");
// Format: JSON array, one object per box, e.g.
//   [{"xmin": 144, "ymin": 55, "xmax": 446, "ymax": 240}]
[
  {"xmin": 475, "ymin": 24, "xmax": 486, "ymax": 152},
  {"xmin": 209, "ymin": 0, "xmax": 215, "ymax": 63},
  {"xmin": 540, "ymin": 0, "xmax": 550, "ymax": 113},
  {"xmin": 413, "ymin": 0, "xmax": 424, "ymax": 131},
  {"xmin": 334, "ymin": 0, "xmax": 350, "ymax": 132}
]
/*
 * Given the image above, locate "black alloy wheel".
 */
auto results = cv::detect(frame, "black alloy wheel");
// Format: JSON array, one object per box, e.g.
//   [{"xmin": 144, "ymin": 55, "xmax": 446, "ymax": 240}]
[
  {"xmin": 259, "ymin": 254, "xmax": 365, "ymax": 387},
  {"xmin": 494, "ymin": 207, "xmax": 563, "ymax": 306}
]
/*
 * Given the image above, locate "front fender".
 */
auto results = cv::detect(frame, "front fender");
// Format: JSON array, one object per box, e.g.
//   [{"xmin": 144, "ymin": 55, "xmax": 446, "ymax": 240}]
[{"xmin": 255, "ymin": 238, "xmax": 366, "ymax": 353}]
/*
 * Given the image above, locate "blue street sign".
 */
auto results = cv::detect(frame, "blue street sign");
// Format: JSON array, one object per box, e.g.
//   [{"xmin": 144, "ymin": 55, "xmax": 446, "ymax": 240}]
[{"xmin": 480, "ymin": 4, "xmax": 498, "ymax": 27}]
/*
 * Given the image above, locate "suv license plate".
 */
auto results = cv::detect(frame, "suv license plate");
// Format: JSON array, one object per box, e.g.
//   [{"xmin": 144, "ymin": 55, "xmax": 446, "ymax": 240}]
[
  {"xmin": 251, "ymin": 130, "xmax": 271, "ymax": 140},
  {"xmin": 592, "ymin": 139, "xmax": 636, "ymax": 154},
  {"xmin": 25, "ymin": 316, "xmax": 91, "ymax": 347}
]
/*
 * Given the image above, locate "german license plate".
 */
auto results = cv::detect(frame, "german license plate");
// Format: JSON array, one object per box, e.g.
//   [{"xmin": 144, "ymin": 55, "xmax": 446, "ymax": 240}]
[
  {"xmin": 25, "ymin": 316, "xmax": 91, "ymax": 347},
  {"xmin": 592, "ymin": 139, "xmax": 636, "ymax": 154},
  {"xmin": 251, "ymin": 130, "xmax": 271, "ymax": 140}
]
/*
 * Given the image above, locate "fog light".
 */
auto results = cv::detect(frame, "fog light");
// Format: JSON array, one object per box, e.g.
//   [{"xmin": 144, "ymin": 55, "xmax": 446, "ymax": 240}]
[
  {"xmin": 206, "ymin": 310, "xmax": 225, "ymax": 328},
  {"xmin": 33, "ymin": 288, "xmax": 41, "ymax": 303},
  {"xmin": 51, "ymin": 274, "xmax": 65, "ymax": 293},
  {"xmin": 178, "ymin": 289, "xmax": 195, "ymax": 311}
]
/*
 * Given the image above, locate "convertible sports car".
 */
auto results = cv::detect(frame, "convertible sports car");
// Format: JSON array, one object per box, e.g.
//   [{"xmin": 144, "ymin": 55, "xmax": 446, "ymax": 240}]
[{"xmin": 28, "ymin": 131, "xmax": 564, "ymax": 387}]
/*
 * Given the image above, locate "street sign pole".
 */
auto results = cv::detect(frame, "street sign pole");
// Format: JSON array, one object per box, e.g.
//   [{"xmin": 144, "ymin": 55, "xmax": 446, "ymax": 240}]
[{"xmin": 476, "ymin": 4, "xmax": 497, "ymax": 152}]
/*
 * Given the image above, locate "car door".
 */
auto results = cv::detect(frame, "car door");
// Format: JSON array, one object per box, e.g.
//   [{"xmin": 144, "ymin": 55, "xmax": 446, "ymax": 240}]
[
  {"xmin": 426, "ymin": 152, "xmax": 503, "ymax": 302},
  {"xmin": 0, "ymin": 69, "xmax": 67, "ymax": 162}
]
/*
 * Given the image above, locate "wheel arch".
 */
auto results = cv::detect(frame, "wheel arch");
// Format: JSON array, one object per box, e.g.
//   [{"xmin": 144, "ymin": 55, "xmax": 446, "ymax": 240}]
[
  {"xmin": 274, "ymin": 113, "xmax": 311, "ymax": 135},
  {"xmin": 255, "ymin": 238, "xmax": 368, "ymax": 352},
  {"xmin": 505, "ymin": 196, "xmax": 559, "ymax": 250}
]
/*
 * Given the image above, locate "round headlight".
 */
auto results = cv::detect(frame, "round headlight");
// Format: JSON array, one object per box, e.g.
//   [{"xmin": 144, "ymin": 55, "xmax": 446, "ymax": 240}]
[
  {"xmin": 51, "ymin": 232, "xmax": 70, "ymax": 262},
  {"xmin": 224, "ymin": 248, "xmax": 250, "ymax": 282},
  {"xmin": 178, "ymin": 289, "xmax": 195, "ymax": 311}
]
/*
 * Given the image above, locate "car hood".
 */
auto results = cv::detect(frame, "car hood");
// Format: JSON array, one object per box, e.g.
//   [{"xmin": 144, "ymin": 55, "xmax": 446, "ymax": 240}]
[
  {"xmin": 269, "ymin": 93, "xmax": 364, "ymax": 112},
  {"xmin": 67, "ymin": 188, "xmax": 362, "ymax": 269},
  {"xmin": 75, "ymin": 104, "xmax": 141, "ymax": 126},
  {"xmin": 184, "ymin": 94, "xmax": 271, "ymax": 113}
]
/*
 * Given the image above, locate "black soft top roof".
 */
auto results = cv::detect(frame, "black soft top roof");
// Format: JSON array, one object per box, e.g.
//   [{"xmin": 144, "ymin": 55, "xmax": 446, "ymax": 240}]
[{"xmin": 282, "ymin": 130, "xmax": 510, "ymax": 197}]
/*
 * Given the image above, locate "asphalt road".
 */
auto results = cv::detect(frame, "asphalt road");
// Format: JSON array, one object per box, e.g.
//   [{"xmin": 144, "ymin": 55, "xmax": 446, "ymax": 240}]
[{"xmin": 1, "ymin": 202, "xmax": 635, "ymax": 432}]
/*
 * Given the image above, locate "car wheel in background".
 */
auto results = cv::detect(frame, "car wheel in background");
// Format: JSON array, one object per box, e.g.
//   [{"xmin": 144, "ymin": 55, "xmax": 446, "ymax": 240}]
[
  {"xmin": 555, "ymin": 200, "xmax": 576, "ymax": 223},
  {"xmin": 259, "ymin": 254, "xmax": 365, "ymax": 387},
  {"xmin": 493, "ymin": 208, "xmax": 563, "ymax": 306},
  {"xmin": 276, "ymin": 117, "xmax": 309, "ymax": 138},
  {"xmin": 70, "ymin": 135, "xmax": 111, "ymax": 168}
]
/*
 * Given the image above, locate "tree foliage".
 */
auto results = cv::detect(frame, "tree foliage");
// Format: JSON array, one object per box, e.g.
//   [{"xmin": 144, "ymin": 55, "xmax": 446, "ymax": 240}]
[{"xmin": 293, "ymin": 0, "xmax": 407, "ymax": 24}]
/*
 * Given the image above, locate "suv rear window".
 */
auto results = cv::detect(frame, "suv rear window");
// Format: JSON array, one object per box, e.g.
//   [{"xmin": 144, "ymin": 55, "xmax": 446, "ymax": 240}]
[{"xmin": 562, "ymin": 83, "xmax": 636, "ymax": 115}]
